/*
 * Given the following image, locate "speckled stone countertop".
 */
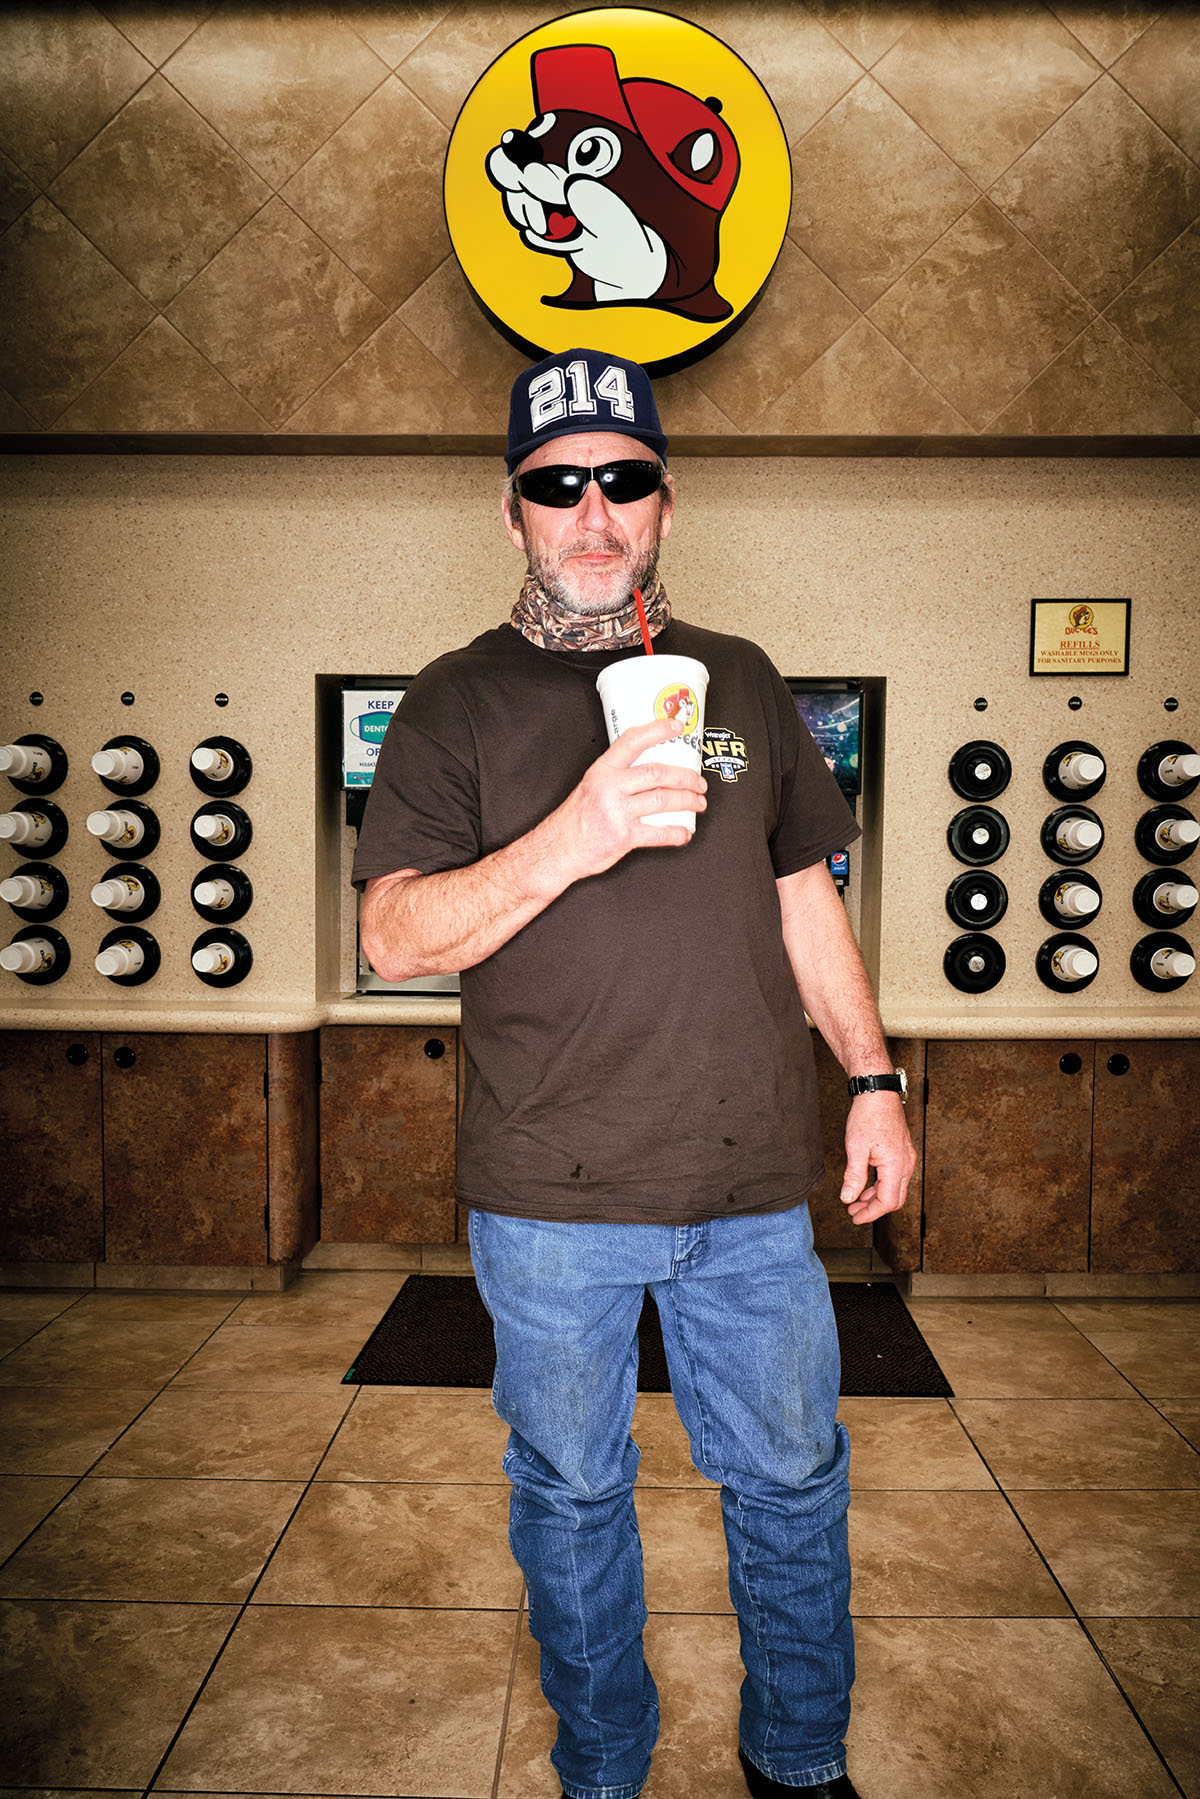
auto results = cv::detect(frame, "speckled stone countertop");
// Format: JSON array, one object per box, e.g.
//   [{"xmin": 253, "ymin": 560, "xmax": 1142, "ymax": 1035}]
[{"xmin": 1, "ymin": 996, "xmax": 1194, "ymax": 1038}]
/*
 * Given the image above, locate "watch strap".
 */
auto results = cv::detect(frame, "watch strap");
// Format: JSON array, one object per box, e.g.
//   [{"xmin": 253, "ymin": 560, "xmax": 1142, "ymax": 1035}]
[{"xmin": 847, "ymin": 1073, "xmax": 905, "ymax": 1098}]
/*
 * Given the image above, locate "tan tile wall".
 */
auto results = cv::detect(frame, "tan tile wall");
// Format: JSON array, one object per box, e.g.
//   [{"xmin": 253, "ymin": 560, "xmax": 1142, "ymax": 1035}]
[{"xmin": 1, "ymin": 3, "xmax": 1197, "ymax": 443}]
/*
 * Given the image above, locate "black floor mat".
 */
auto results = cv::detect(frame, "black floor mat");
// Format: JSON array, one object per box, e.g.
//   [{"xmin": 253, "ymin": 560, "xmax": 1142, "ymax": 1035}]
[{"xmin": 343, "ymin": 1274, "xmax": 952, "ymax": 1398}]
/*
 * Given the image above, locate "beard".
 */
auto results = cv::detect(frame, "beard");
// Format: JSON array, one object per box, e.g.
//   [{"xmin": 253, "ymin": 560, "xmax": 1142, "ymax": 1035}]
[{"xmin": 527, "ymin": 522, "xmax": 663, "ymax": 617}]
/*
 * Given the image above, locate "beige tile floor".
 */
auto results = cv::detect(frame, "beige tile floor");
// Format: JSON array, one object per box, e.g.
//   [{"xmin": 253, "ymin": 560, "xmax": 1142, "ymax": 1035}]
[{"xmin": 0, "ymin": 1278, "xmax": 1197, "ymax": 1798}]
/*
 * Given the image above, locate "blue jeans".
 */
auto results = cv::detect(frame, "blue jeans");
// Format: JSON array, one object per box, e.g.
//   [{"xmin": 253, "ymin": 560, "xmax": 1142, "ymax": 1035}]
[{"xmin": 469, "ymin": 1204, "xmax": 853, "ymax": 1799}]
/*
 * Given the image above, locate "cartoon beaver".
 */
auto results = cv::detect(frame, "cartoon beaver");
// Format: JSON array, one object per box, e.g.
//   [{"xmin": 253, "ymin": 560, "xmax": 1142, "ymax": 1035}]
[
  {"xmin": 486, "ymin": 43, "xmax": 740, "ymax": 322},
  {"xmin": 660, "ymin": 685, "xmax": 697, "ymax": 731}
]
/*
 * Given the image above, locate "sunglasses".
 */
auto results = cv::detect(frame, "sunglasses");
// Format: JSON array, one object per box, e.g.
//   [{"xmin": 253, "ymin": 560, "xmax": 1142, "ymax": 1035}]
[{"xmin": 514, "ymin": 459, "xmax": 664, "ymax": 509}]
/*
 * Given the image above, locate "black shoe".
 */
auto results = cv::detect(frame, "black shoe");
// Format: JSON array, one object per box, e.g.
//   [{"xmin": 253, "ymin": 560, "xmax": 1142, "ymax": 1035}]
[{"xmin": 739, "ymin": 1746, "xmax": 860, "ymax": 1797}]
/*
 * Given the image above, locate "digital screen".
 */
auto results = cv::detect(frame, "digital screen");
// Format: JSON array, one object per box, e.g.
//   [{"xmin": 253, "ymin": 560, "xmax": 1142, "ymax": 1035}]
[{"xmin": 787, "ymin": 682, "xmax": 862, "ymax": 797}]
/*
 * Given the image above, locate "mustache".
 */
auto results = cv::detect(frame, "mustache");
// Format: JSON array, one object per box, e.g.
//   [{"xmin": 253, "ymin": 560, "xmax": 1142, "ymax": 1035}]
[{"xmin": 561, "ymin": 534, "xmax": 628, "ymax": 559}]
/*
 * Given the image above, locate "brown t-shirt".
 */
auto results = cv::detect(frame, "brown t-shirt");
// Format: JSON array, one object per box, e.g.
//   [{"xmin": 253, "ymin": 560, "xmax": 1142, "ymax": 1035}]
[{"xmin": 352, "ymin": 618, "xmax": 861, "ymax": 1225}]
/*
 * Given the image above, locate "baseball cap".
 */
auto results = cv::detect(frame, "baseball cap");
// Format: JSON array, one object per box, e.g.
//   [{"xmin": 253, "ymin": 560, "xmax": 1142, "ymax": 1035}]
[{"xmin": 506, "ymin": 347, "xmax": 668, "ymax": 474}]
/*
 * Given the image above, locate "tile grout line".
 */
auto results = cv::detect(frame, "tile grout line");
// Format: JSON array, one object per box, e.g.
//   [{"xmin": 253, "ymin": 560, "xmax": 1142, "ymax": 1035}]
[
  {"xmin": 491, "ymin": 1587, "xmax": 529, "ymax": 1799},
  {"xmin": 138, "ymin": 1378, "xmax": 362, "ymax": 1794},
  {"xmin": 947, "ymin": 1388, "xmax": 1190, "ymax": 1795},
  {"xmin": 0, "ymin": 1294, "xmax": 242, "ymax": 1572}
]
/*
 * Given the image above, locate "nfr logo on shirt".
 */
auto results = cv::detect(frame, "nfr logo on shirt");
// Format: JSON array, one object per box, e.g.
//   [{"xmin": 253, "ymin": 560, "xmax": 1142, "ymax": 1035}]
[
  {"xmin": 444, "ymin": 9, "xmax": 791, "ymax": 376},
  {"xmin": 703, "ymin": 727, "xmax": 749, "ymax": 784}
]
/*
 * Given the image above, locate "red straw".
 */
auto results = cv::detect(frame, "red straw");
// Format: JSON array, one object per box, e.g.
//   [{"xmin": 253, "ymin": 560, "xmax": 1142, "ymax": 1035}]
[{"xmin": 633, "ymin": 587, "xmax": 654, "ymax": 655}]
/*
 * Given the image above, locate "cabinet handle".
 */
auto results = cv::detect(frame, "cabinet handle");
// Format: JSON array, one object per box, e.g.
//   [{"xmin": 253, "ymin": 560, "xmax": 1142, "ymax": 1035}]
[
  {"xmin": 1106, "ymin": 1053, "xmax": 1130, "ymax": 1076},
  {"xmin": 65, "ymin": 1043, "xmax": 89, "ymax": 1065},
  {"xmin": 112, "ymin": 1046, "xmax": 137, "ymax": 1069},
  {"xmin": 1059, "ymin": 1053, "xmax": 1083, "ymax": 1075},
  {"xmin": 423, "ymin": 1038, "xmax": 446, "ymax": 1060}
]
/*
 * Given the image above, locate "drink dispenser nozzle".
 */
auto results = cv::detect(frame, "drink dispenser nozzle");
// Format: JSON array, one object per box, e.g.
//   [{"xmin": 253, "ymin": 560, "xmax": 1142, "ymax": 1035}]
[
  {"xmin": 1133, "ymin": 871, "xmax": 1197, "ymax": 927},
  {"xmin": 191, "ymin": 746, "xmax": 234, "ymax": 781},
  {"xmin": 190, "ymin": 736, "xmax": 251, "ymax": 796},
  {"xmin": 1, "ymin": 937, "xmax": 54, "ymax": 975},
  {"xmin": 95, "ymin": 939, "xmax": 144, "ymax": 978},
  {"xmin": 0, "ymin": 801, "xmax": 68, "ymax": 856},
  {"xmin": 191, "ymin": 926, "xmax": 253, "ymax": 986},
  {"xmin": 0, "ymin": 924, "xmax": 69, "ymax": 982},
  {"xmin": 1055, "ymin": 881, "xmax": 1099, "ymax": 918},
  {"xmin": 95, "ymin": 924, "xmax": 160, "ymax": 984},
  {"xmin": 1131, "ymin": 931, "xmax": 1196, "ymax": 991},
  {"xmin": 1157, "ymin": 817, "xmax": 1199, "ymax": 852},
  {"xmin": 1, "ymin": 872, "xmax": 53, "ymax": 909},
  {"xmin": 1138, "ymin": 741, "xmax": 1200, "ymax": 802},
  {"xmin": 1037, "ymin": 932, "xmax": 1099, "ymax": 992},
  {"xmin": 1044, "ymin": 741, "xmax": 1105, "ymax": 802},
  {"xmin": 0, "ymin": 743, "xmax": 52, "ymax": 782},
  {"xmin": 87, "ymin": 808, "xmax": 145, "ymax": 847},
  {"xmin": 1041, "ymin": 806, "xmax": 1103, "ymax": 864},
  {"xmin": 0, "ymin": 735, "xmax": 67, "ymax": 792},
  {"xmin": 92, "ymin": 736, "xmax": 159, "ymax": 795},
  {"xmin": 91, "ymin": 874, "xmax": 146, "ymax": 913},
  {"xmin": 92, "ymin": 746, "xmax": 144, "ymax": 784},
  {"xmin": 1159, "ymin": 753, "xmax": 1200, "ymax": 788}
]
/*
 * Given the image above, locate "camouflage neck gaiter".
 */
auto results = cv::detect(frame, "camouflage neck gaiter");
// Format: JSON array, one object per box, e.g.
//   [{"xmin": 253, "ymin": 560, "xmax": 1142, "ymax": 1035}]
[{"xmin": 509, "ymin": 572, "xmax": 670, "ymax": 653}]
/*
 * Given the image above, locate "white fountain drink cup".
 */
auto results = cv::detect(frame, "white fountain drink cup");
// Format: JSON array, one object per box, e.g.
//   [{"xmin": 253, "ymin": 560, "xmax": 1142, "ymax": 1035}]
[{"xmin": 595, "ymin": 654, "xmax": 709, "ymax": 834}]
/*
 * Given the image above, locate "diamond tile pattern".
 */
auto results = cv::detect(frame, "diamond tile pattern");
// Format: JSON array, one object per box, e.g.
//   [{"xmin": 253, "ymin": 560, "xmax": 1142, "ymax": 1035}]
[
  {"xmin": 990, "ymin": 74, "xmax": 1200, "ymax": 309},
  {"xmin": 282, "ymin": 75, "xmax": 449, "ymax": 309},
  {"xmin": 0, "ymin": 5, "xmax": 152, "ymax": 188},
  {"xmin": 1105, "ymin": 219, "xmax": 1200, "ymax": 414},
  {"xmin": 48, "ymin": 74, "xmax": 271, "ymax": 309},
  {"xmin": 96, "ymin": 5, "xmax": 215, "ymax": 71},
  {"xmin": 0, "ymin": 2, "xmax": 1196, "ymax": 441},
  {"xmin": 790, "ymin": 77, "xmax": 977, "ymax": 309},
  {"xmin": 870, "ymin": 198, "xmax": 1094, "ymax": 429},
  {"xmin": 873, "ymin": 7, "xmax": 1101, "ymax": 187},
  {"xmin": 1112, "ymin": 6, "xmax": 1200, "ymax": 161},
  {"xmin": 163, "ymin": 8, "xmax": 388, "ymax": 189},
  {"xmin": 0, "ymin": 196, "xmax": 154, "ymax": 426},
  {"xmin": 165, "ymin": 196, "xmax": 387, "ymax": 425}
]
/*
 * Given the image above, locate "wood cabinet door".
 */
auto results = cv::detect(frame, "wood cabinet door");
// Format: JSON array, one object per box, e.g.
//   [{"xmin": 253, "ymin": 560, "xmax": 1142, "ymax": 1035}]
[
  {"xmin": 1091, "ymin": 1040, "xmax": 1200, "ymax": 1273},
  {"xmin": 0, "ymin": 1031, "xmax": 104, "ymax": 1262},
  {"xmin": 923, "ymin": 1040, "xmax": 1092, "ymax": 1273},
  {"xmin": 319, "ymin": 1026, "xmax": 457, "ymax": 1243},
  {"xmin": 103, "ymin": 1034, "xmax": 268, "ymax": 1265}
]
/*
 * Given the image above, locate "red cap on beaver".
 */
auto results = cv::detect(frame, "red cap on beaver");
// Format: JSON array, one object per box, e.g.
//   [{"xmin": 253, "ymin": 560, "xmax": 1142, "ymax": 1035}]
[{"xmin": 532, "ymin": 44, "xmax": 739, "ymax": 213}]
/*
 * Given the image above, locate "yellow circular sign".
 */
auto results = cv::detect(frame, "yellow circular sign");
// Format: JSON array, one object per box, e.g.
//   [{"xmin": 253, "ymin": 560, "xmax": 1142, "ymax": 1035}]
[{"xmin": 444, "ymin": 7, "xmax": 791, "ymax": 375}]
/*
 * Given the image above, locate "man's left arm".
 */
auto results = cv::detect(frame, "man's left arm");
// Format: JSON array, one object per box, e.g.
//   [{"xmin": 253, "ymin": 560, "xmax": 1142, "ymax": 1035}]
[{"xmin": 777, "ymin": 862, "xmax": 916, "ymax": 1226}]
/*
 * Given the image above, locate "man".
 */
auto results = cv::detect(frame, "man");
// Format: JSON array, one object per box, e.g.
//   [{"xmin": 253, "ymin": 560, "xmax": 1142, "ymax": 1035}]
[{"xmin": 354, "ymin": 348, "xmax": 915, "ymax": 1799}]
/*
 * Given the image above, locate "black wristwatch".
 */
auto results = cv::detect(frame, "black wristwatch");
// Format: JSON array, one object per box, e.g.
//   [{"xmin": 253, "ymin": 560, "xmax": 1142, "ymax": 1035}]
[{"xmin": 847, "ymin": 1069, "xmax": 908, "ymax": 1104}]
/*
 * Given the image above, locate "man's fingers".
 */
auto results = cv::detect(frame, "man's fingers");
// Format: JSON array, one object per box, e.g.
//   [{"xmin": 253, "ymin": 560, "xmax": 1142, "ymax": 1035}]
[
  {"xmin": 633, "ymin": 822, "xmax": 694, "ymax": 849},
  {"xmin": 606, "ymin": 718, "xmax": 687, "ymax": 766},
  {"xmin": 840, "ymin": 1155, "xmax": 869, "ymax": 1206},
  {"xmin": 626, "ymin": 759, "xmax": 705, "ymax": 795}
]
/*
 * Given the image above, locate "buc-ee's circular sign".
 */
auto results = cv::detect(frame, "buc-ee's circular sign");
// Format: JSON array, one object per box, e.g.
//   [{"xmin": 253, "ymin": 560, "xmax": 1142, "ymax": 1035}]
[{"xmin": 444, "ymin": 7, "xmax": 791, "ymax": 376}]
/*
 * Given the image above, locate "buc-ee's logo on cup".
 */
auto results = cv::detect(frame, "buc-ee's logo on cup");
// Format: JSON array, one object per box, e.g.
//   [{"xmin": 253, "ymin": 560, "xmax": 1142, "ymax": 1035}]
[
  {"xmin": 444, "ymin": 8, "xmax": 791, "ymax": 375},
  {"xmin": 654, "ymin": 682, "xmax": 700, "ymax": 736}
]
